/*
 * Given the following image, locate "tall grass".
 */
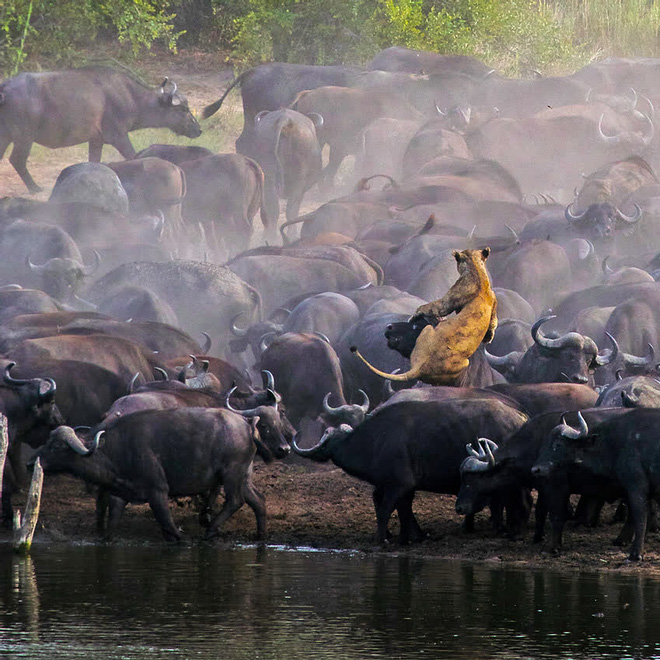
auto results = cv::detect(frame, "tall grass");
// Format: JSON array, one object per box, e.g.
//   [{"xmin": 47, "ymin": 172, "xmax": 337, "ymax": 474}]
[{"xmin": 551, "ymin": 0, "xmax": 660, "ymax": 60}]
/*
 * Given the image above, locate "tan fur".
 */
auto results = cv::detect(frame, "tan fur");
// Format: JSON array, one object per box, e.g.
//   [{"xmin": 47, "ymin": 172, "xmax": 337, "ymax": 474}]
[{"xmin": 353, "ymin": 248, "xmax": 497, "ymax": 385}]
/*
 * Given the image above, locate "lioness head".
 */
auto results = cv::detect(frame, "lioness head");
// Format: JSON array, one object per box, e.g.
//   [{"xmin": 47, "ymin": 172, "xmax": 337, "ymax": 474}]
[{"xmin": 453, "ymin": 247, "xmax": 490, "ymax": 274}]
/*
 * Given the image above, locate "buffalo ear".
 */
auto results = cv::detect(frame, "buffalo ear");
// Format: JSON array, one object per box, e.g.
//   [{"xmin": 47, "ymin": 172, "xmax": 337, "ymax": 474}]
[{"xmin": 481, "ymin": 247, "xmax": 491, "ymax": 259}]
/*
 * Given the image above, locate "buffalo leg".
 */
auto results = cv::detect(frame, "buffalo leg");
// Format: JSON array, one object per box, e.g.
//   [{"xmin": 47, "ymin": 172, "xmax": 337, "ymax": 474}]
[
  {"xmin": 397, "ymin": 491, "xmax": 423, "ymax": 545},
  {"xmin": 533, "ymin": 490, "xmax": 548, "ymax": 543},
  {"xmin": 243, "ymin": 480, "xmax": 267, "ymax": 540},
  {"xmin": 9, "ymin": 141, "xmax": 39, "ymax": 193},
  {"xmin": 262, "ymin": 181, "xmax": 280, "ymax": 226},
  {"xmin": 148, "ymin": 491, "xmax": 182, "ymax": 542},
  {"xmin": 319, "ymin": 143, "xmax": 349, "ymax": 193},
  {"xmin": 105, "ymin": 495, "xmax": 128, "ymax": 540},
  {"xmin": 627, "ymin": 490, "xmax": 649, "ymax": 561},
  {"xmin": 88, "ymin": 138, "xmax": 104, "ymax": 163},
  {"xmin": 204, "ymin": 475, "xmax": 247, "ymax": 540},
  {"xmin": 108, "ymin": 134, "xmax": 137, "ymax": 161},
  {"xmin": 96, "ymin": 489, "xmax": 109, "ymax": 535},
  {"xmin": 374, "ymin": 486, "xmax": 409, "ymax": 544}
]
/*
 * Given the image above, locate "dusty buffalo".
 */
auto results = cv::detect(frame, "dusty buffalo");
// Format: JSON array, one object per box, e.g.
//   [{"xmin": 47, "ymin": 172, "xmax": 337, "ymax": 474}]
[
  {"xmin": 84, "ymin": 260, "xmax": 262, "ymax": 358},
  {"xmin": 202, "ymin": 62, "xmax": 358, "ymax": 153},
  {"xmin": 32, "ymin": 405, "xmax": 290, "ymax": 541},
  {"xmin": 179, "ymin": 153, "xmax": 271, "ymax": 257},
  {"xmin": 239, "ymin": 109, "xmax": 323, "ymax": 224},
  {"xmin": 368, "ymin": 47, "xmax": 492, "ymax": 78},
  {"xmin": 0, "ymin": 68, "xmax": 201, "ymax": 192},
  {"xmin": 291, "ymin": 86, "xmax": 421, "ymax": 190},
  {"xmin": 106, "ymin": 157, "xmax": 188, "ymax": 255},
  {"xmin": 259, "ymin": 332, "xmax": 349, "ymax": 427}
]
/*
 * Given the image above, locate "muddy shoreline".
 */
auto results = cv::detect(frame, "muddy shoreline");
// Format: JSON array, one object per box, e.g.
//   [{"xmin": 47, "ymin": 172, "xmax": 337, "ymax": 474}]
[{"xmin": 4, "ymin": 457, "xmax": 659, "ymax": 577}]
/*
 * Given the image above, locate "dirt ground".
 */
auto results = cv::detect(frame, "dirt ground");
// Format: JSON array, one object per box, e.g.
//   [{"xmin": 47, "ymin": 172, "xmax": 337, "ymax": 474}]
[
  {"xmin": 8, "ymin": 455, "xmax": 660, "ymax": 576},
  {"xmin": 2, "ymin": 50, "xmax": 660, "ymax": 574}
]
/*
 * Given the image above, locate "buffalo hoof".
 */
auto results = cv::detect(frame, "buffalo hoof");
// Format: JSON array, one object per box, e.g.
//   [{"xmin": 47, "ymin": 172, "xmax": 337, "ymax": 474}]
[
  {"xmin": 198, "ymin": 511, "xmax": 212, "ymax": 528},
  {"xmin": 202, "ymin": 528, "xmax": 220, "ymax": 542},
  {"xmin": 549, "ymin": 546, "xmax": 561, "ymax": 556},
  {"xmin": 627, "ymin": 552, "xmax": 642, "ymax": 562}
]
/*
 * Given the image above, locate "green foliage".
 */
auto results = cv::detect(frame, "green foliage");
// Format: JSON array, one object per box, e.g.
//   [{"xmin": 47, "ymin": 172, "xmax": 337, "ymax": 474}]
[
  {"xmin": 229, "ymin": 0, "xmax": 377, "ymax": 68},
  {"xmin": 99, "ymin": 0, "xmax": 181, "ymax": 54},
  {"xmin": 369, "ymin": 0, "xmax": 586, "ymax": 75},
  {"xmin": 0, "ymin": 0, "xmax": 179, "ymax": 75},
  {"xmin": 4, "ymin": 0, "xmax": 660, "ymax": 78}
]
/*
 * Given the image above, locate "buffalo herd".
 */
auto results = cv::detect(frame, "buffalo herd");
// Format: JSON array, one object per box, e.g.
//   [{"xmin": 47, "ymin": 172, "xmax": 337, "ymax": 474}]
[{"xmin": 5, "ymin": 47, "xmax": 660, "ymax": 559}]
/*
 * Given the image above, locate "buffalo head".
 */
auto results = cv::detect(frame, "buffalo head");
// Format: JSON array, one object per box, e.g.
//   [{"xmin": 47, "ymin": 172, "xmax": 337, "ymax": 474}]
[
  {"xmin": 384, "ymin": 317, "xmax": 430, "ymax": 358},
  {"xmin": 25, "ymin": 249, "xmax": 100, "ymax": 303},
  {"xmin": 486, "ymin": 315, "xmax": 617, "ymax": 386},
  {"xmin": 157, "ymin": 78, "xmax": 202, "ymax": 139},
  {"xmin": 565, "ymin": 201, "xmax": 641, "ymax": 241}
]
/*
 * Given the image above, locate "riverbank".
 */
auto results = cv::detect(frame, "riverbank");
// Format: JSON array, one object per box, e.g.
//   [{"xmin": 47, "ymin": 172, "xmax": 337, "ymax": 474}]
[{"xmin": 5, "ymin": 457, "xmax": 659, "ymax": 576}]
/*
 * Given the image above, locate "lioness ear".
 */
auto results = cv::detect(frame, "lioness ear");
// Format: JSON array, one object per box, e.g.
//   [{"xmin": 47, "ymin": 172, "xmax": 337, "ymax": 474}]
[
  {"xmin": 453, "ymin": 250, "xmax": 461, "ymax": 262},
  {"xmin": 481, "ymin": 247, "xmax": 490, "ymax": 259}
]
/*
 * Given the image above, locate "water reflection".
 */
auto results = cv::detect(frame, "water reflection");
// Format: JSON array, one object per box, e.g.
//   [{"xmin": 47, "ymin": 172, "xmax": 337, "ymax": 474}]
[{"xmin": 0, "ymin": 544, "xmax": 659, "ymax": 659}]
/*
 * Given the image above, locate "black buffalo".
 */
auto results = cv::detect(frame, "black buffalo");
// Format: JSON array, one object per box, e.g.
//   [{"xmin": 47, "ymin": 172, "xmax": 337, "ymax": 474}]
[
  {"xmin": 292, "ymin": 397, "xmax": 527, "ymax": 544},
  {"xmin": 32, "ymin": 405, "xmax": 291, "ymax": 541}
]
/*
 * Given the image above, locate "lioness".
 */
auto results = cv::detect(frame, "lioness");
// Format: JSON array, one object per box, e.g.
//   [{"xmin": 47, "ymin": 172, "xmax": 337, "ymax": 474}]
[{"xmin": 351, "ymin": 248, "xmax": 497, "ymax": 385}]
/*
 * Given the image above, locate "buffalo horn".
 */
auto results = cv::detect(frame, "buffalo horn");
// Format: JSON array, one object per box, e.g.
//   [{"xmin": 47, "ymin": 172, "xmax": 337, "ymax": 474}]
[
  {"xmin": 531, "ymin": 315, "xmax": 571, "ymax": 350},
  {"xmin": 230, "ymin": 313, "xmax": 248, "ymax": 337},
  {"xmin": 557, "ymin": 411, "xmax": 589, "ymax": 439},
  {"xmin": 72, "ymin": 293, "xmax": 98, "ymax": 311},
  {"xmin": 3, "ymin": 362, "xmax": 31, "ymax": 387},
  {"xmin": 594, "ymin": 332, "xmax": 619, "ymax": 366},
  {"xmin": 641, "ymin": 112, "xmax": 655, "ymax": 145},
  {"xmin": 314, "ymin": 332, "xmax": 331, "ymax": 344},
  {"xmin": 82, "ymin": 249, "xmax": 101, "ymax": 276},
  {"xmin": 322, "ymin": 392, "xmax": 340, "ymax": 415},
  {"xmin": 39, "ymin": 377, "xmax": 57, "ymax": 402},
  {"xmin": 154, "ymin": 367, "xmax": 169, "ymax": 381},
  {"xmin": 259, "ymin": 332, "xmax": 278, "ymax": 354},
  {"xmin": 200, "ymin": 332, "xmax": 212, "ymax": 354},
  {"xmin": 25, "ymin": 254, "xmax": 47, "ymax": 274},
  {"xmin": 66, "ymin": 428, "xmax": 103, "ymax": 456},
  {"xmin": 128, "ymin": 372, "xmax": 140, "ymax": 394},
  {"xmin": 0, "ymin": 284, "xmax": 22, "ymax": 291},
  {"xmin": 505, "ymin": 224, "xmax": 520, "ymax": 243},
  {"xmin": 480, "ymin": 438, "xmax": 498, "ymax": 465},
  {"xmin": 435, "ymin": 103, "xmax": 447, "ymax": 116},
  {"xmin": 602, "ymin": 255, "xmax": 615, "ymax": 275},
  {"xmin": 623, "ymin": 342, "xmax": 655, "ymax": 367},
  {"xmin": 226, "ymin": 385, "xmax": 264, "ymax": 416},
  {"xmin": 357, "ymin": 282, "xmax": 373, "ymax": 290},
  {"xmin": 484, "ymin": 348, "xmax": 520, "ymax": 369},
  {"xmin": 642, "ymin": 93, "xmax": 655, "ymax": 118},
  {"xmin": 292, "ymin": 425, "xmax": 351, "ymax": 456},
  {"xmin": 598, "ymin": 113, "xmax": 620, "ymax": 144},
  {"xmin": 564, "ymin": 202, "xmax": 588, "ymax": 225},
  {"xmin": 262, "ymin": 370, "xmax": 275, "ymax": 391},
  {"xmin": 357, "ymin": 389, "xmax": 370, "ymax": 414},
  {"xmin": 307, "ymin": 112, "xmax": 324, "ymax": 128},
  {"xmin": 615, "ymin": 203, "xmax": 642, "ymax": 225}
]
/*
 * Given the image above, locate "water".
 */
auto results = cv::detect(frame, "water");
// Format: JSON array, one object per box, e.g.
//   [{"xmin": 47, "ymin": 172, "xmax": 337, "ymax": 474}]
[{"xmin": 1, "ymin": 543, "xmax": 659, "ymax": 659}]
